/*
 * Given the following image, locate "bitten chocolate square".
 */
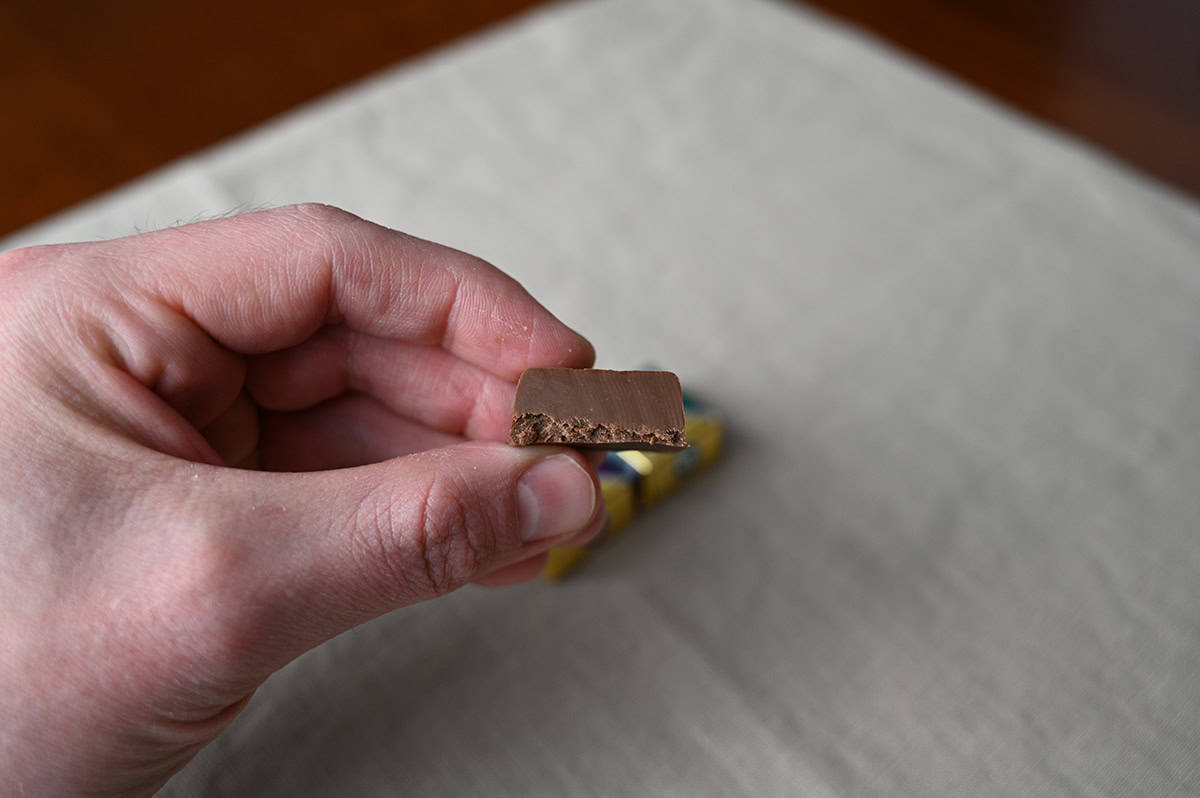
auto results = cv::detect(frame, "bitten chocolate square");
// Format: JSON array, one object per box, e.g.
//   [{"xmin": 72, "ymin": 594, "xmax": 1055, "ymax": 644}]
[{"xmin": 508, "ymin": 369, "xmax": 688, "ymax": 451}]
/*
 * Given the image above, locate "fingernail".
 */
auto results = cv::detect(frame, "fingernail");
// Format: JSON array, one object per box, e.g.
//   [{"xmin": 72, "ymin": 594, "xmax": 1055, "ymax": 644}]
[{"xmin": 517, "ymin": 454, "xmax": 597, "ymax": 542}]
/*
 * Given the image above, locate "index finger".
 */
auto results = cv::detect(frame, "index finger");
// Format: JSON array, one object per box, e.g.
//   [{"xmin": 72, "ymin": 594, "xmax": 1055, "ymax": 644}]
[{"xmin": 98, "ymin": 203, "xmax": 594, "ymax": 379}]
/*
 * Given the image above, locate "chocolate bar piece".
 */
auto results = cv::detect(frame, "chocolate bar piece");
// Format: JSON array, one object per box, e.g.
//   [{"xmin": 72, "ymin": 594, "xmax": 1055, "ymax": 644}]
[{"xmin": 509, "ymin": 369, "xmax": 687, "ymax": 451}]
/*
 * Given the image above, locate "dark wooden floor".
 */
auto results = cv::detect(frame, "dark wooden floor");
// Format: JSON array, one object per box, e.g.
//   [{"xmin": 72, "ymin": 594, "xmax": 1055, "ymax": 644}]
[{"xmin": 2, "ymin": 0, "xmax": 1197, "ymax": 237}]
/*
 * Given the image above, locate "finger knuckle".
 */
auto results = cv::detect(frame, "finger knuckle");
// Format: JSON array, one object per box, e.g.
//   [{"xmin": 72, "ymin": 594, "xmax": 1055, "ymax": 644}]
[
  {"xmin": 355, "ymin": 471, "xmax": 500, "ymax": 601},
  {"xmin": 415, "ymin": 472, "xmax": 500, "ymax": 597}
]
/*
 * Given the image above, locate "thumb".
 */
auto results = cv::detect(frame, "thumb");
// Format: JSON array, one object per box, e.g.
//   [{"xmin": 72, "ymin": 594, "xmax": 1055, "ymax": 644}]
[{"xmin": 182, "ymin": 442, "xmax": 600, "ymax": 666}]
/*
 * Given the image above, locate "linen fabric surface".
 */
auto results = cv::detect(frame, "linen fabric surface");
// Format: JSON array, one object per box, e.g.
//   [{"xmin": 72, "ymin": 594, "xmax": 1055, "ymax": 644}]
[{"xmin": 5, "ymin": 1, "xmax": 1199, "ymax": 795}]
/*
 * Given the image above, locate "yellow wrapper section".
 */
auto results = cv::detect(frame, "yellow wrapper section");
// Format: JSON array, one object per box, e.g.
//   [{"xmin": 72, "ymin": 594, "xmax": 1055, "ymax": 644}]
[
  {"xmin": 541, "ymin": 477, "xmax": 636, "ymax": 580},
  {"xmin": 543, "ymin": 546, "xmax": 589, "ymax": 580},
  {"xmin": 685, "ymin": 416, "xmax": 724, "ymax": 469},
  {"xmin": 541, "ymin": 412, "xmax": 725, "ymax": 580},
  {"xmin": 615, "ymin": 450, "xmax": 676, "ymax": 506},
  {"xmin": 613, "ymin": 416, "xmax": 724, "ymax": 505},
  {"xmin": 601, "ymin": 476, "xmax": 637, "ymax": 536}
]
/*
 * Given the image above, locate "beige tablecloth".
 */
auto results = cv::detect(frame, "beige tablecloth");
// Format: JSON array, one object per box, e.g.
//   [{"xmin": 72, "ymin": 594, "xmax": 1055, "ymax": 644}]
[{"xmin": 6, "ymin": 1, "xmax": 1200, "ymax": 795}]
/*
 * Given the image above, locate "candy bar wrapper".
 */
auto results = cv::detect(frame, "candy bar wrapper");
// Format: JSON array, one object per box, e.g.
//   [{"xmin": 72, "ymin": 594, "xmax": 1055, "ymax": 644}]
[{"xmin": 542, "ymin": 394, "xmax": 725, "ymax": 580}]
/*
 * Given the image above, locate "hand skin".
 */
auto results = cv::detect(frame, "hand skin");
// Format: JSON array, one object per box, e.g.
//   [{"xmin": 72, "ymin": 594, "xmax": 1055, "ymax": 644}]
[{"xmin": 0, "ymin": 204, "xmax": 606, "ymax": 796}]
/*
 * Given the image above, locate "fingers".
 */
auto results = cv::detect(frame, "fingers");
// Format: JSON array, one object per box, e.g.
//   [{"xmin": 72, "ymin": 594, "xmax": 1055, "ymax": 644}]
[
  {"xmin": 102, "ymin": 297, "xmax": 249, "ymax": 430},
  {"xmin": 200, "ymin": 392, "xmax": 259, "ymax": 466},
  {"xmin": 471, "ymin": 511, "xmax": 609, "ymax": 588},
  {"xmin": 173, "ymin": 443, "xmax": 604, "ymax": 669},
  {"xmin": 246, "ymin": 327, "xmax": 516, "ymax": 440},
  {"xmin": 257, "ymin": 394, "xmax": 461, "ymax": 471},
  {"xmin": 98, "ymin": 204, "xmax": 594, "ymax": 378},
  {"xmin": 472, "ymin": 554, "xmax": 551, "ymax": 588}
]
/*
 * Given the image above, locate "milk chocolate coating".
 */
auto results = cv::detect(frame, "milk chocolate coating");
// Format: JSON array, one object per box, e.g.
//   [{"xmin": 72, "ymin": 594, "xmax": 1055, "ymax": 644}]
[{"xmin": 509, "ymin": 369, "xmax": 688, "ymax": 451}]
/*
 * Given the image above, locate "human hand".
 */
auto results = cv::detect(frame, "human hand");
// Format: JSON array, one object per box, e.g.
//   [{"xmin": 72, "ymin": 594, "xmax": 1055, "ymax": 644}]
[{"xmin": 0, "ymin": 204, "xmax": 604, "ymax": 796}]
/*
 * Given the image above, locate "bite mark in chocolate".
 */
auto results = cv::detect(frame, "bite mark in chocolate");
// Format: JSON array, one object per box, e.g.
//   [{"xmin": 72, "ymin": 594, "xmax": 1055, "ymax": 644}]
[{"xmin": 509, "ymin": 369, "xmax": 688, "ymax": 452}]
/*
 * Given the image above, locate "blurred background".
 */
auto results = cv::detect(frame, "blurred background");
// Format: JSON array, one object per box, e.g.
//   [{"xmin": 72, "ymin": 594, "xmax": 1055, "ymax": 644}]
[
  {"xmin": 3, "ymin": 3, "xmax": 1198, "ymax": 794},
  {"xmin": 2, "ymin": 0, "xmax": 1197, "ymax": 238}
]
